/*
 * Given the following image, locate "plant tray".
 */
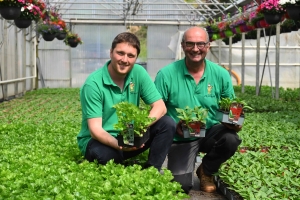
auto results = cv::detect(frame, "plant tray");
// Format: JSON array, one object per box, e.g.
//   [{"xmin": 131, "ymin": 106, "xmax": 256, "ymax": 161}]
[
  {"xmin": 216, "ymin": 110, "xmax": 244, "ymax": 126},
  {"xmin": 181, "ymin": 122, "xmax": 206, "ymax": 138},
  {"xmin": 117, "ymin": 129, "xmax": 150, "ymax": 147},
  {"xmin": 214, "ymin": 176, "xmax": 243, "ymax": 200}
]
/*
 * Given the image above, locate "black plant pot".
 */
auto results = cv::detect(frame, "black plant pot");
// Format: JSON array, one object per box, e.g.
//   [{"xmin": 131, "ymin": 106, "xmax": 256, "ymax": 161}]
[
  {"xmin": 286, "ymin": 5, "xmax": 300, "ymax": 21},
  {"xmin": 117, "ymin": 129, "xmax": 150, "ymax": 148},
  {"xmin": 42, "ymin": 33, "xmax": 56, "ymax": 41},
  {"xmin": 67, "ymin": 38, "xmax": 78, "ymax": 48},
  {"xmin": 0, "ymin": 7, "xmax": 21, "ymax": 20},
  {"xmin": 14, "ymin": 18, "xmax": 32, "ymax": 29},
  {"xmin": 56, "ymin": 32, "xmax": 66, "ymax": 40},
  {"xmin": 264, "ymin": 13, "xmax": 283, "ymax": 25}
]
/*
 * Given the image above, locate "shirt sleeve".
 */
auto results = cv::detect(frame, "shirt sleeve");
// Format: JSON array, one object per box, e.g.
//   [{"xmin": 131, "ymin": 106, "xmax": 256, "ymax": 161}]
[
  {"xmin": 80, "ymin": 83, "xmax": 103, "ymax": 119},
  {"xmin": 154, "ymin": 70, "xmax": 169, "ymax": 102},
  {"xmin": 221, "ymin": 70, "xmax": 235, "ymax": 99}
]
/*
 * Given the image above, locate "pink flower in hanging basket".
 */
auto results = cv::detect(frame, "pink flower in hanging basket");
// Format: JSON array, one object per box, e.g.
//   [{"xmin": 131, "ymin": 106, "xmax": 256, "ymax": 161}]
[{"xmin": 258, "ymin": 0, "xmax": 286, "ymax": 14}]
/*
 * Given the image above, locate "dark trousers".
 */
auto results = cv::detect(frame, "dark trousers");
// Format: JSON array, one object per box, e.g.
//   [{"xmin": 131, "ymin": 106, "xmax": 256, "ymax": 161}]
[
  {"xmin": 85, "ymin": 115, "xmax": 175, "ymax": 171},
  {"xmin": 168, "ymin": 124, "xmax": 241, "ymax": 193},
  {"xmin": 200, "ymin": 124, "xmax": 242, "ymax": 175}
]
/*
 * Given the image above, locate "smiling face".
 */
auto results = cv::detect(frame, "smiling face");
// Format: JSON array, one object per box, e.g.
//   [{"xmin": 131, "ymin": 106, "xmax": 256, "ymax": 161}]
[
  {"xmin": 109, "ymin": 42, "xmax": 138, "ymax": 76},
  {"xmin": 181, "ymin": 27, "xmax": 210, "ymax": 66}
]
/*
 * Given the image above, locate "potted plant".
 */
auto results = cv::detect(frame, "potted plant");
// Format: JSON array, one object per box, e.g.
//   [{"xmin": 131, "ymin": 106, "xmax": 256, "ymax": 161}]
[
  {"xmin": 63, "ymin": 31, "xmax": 83, "ymax": 48},
  {"xmin": 281, "ymin": 19, "xmax": 298, "ymax": 32},
  {"xmin": 279, "ymin": 0, "xmax": 300, "ymax": 20},
  {"xmin": 0, "ymin": 0, "xmax": 25, "ymax": 20},
  {"xmin": 14, "ymin": 2, "xmax": 43, "ymax": 29},
  {"xmin": 54, "ymin": 19, "xmax": 68, "ymax": 40},
  {"xmin": 37, "ymin": 20, "xmax": 63, "ymax": 41},
  {"xmin": 257, "ymin": 0, "xmax": 285, "ymax": 25},
  {"xmin": 113, "ymin": 101, "xmax": 156, "ymax": 147},
  {"xmin": 216, "ymin": 97, "xmax": 253, "ymax": 125},
  {"xmin": 176, "ymin": 106, "xmax": 208, "ymax": 138}
]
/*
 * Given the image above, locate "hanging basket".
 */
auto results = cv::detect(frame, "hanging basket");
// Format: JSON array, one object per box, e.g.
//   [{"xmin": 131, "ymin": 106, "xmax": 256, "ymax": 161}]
[
  {"xmin": 286, "ymin": 5, "xmax": 300, "ymax": 21},
  {"xmin": 14, "ymin": 18, "xmax": 32, "ymax": 29},
  {"xmin": 56, "ymin": 32, "xmax": 66, "ymax": 40},
  {"xmin": 42, "ymin": 33, "xmax": 56, "ymax": 41},
  {"xmin": 0, "ymin": 7, "xmax": 21, "ymax": 20},
  {"xmin": 67, "ymin": 38, "xmax": 79, "ymax": 48},
  {"xmin": 264, "ymin": 13, "xmax": 283, "ymax": 25}
]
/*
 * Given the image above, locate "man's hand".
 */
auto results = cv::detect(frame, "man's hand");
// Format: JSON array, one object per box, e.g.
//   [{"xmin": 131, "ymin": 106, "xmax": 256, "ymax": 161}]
[
  {"xmin": 119, "ymin": 144, "xmax": 145, "ymax": 151},
  {"xmin": 221, "ymin": 122, "xmax": 242, "ymax": 132}
]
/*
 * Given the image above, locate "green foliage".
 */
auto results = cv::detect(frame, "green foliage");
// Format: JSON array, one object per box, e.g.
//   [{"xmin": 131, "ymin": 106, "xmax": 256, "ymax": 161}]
[
  {"xmin": 219, "ymin": 97, "xmax": 253, "ymax": 112},
  {"xmin": 219, "ymin": 97, "xmax": 233, "ymax": 112},
  {"xmin": 113, "ymin": 101, "xmax": 155, "ymax": 136},
  {"xmin": 176, "ymin": 105, "xmax": 208, "ymax": 124},
  {"xmin": 215, "ymin": 85, "xmax": 300, "ymax": 200},
  {"xmin": 0, "ymin": 88, "xmax": 188, "ymax": 199}
]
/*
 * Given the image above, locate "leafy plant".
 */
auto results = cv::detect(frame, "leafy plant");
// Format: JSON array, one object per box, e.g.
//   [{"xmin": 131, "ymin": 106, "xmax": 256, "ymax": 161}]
[
  {"xmin": 63, "ymin": 31, "xmax": 83, "ymax": 46},
  {"xmin": 176, "ymin": 105, "xmax": 208, "ymax": 125},
  {"xmin": 113, "ymin": 101, "xmax": 155, "ymax": 136},
  {"xmin": 219, "ymin": 97, "xmax": 233, "ymax": 112},
  {"xmin": 219, "ymin": 97, "xmax": 253, "ymax": 112},
  {"xmin": 193, "ymin": 106, "xmax": 208, "ymax": 124}
]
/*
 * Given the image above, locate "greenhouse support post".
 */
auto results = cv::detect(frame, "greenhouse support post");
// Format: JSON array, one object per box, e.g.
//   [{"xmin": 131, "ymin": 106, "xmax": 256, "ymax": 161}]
[
  {"xmin": 22, "ymin": 29, "xmax": 26, "ymax": 95},
  {"xmin": 218, "ymin": 40, "xmax": 221, "ymax": 65},
  {"xmin": 228, "ymin": 36, "xmax": 232, "ymax": 76},
  {"xmin": 275, "ymin": 23, "xmax": 280, "ymax": 99},
  {"xmin": 3, "ymin": 20, "xmax": 8, "ymax": 100},
  {"xmin": 256, "ymin": 29, "xmax": 261, "ymax": 96},
  {"xmin": 14, "ymin": 26, "xmax": 18, "ymax": 97},
  {"xmin": 241, "ymin": 32, "xmax": 245, "ymax": 93}
]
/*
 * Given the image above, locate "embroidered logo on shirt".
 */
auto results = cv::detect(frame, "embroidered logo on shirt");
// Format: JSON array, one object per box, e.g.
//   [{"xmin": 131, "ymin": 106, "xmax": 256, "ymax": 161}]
[
  {"xmin": 129, "ymin": 82, "xmax": 135, "ymax": 93},
  {"xmin": 207, "ymin": 84, "xmax": 213, "ymax": 94}
]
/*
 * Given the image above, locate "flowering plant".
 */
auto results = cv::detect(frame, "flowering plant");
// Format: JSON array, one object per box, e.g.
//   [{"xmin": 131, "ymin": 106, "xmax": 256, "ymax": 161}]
[
  {"xmin": 0, "ymin": 0, "xmax": 25, "ymax": 7},
  {"xmin": 230, "ymin": 16, "xmax": 247, "ymax": 27},
  {"xmin": 279, "ymin": 0, "xmax": 300, "ymax": 7},
  {"xmin": 40, "ymin": 8, "xmax": 67, "ymax": 33},
  {"xmin": 257, "ymin": 0, "xmax": 285, "ymax": 14},
  {"xmin": 249, "ymin": 11, "xmax": 264, "ymax": 25},
  {"xmin": 63, "ymin": 31, "xmax": 83, "ymax": 46},
  {"xmin": 19, "ymin": 2, "xmax": 42, "ymax": 21},
  {"xmin": 37, "ymin": 20, "xmax": 63, "ymax": 34}
]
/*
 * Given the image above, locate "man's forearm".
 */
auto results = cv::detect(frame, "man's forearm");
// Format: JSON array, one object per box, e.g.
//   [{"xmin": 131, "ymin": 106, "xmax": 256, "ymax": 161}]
[{"xmin": 90, "ymin": 127, "xmax": 119, "ymax": 150}]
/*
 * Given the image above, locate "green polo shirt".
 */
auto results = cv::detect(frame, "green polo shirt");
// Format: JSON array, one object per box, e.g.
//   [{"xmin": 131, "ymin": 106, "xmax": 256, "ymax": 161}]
[
  {"xmin": 77, "ymin": 60, "xmax": 162, "ymax": 155},
  {"xmin": 154, "ymin": 58, "xmax": 235, "ymax": 142}
]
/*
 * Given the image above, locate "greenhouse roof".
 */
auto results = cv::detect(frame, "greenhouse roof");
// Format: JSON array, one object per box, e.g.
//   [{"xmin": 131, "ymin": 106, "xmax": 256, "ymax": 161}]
[{"xmin": 48, "ymin": 0, "xmax": 257, "ymax": 25}]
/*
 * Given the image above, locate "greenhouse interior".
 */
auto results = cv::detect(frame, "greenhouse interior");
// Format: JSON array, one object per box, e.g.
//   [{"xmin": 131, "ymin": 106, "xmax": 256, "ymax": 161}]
[{"xmin": 0, "ymin": 0, "xmax": 300, "ymax": 199}]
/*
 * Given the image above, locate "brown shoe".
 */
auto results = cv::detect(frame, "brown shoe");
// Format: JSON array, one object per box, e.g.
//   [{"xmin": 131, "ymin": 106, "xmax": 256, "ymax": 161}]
[{"xmin": 196, "ymin": 163, "xmax": 216, "ymax": 193}]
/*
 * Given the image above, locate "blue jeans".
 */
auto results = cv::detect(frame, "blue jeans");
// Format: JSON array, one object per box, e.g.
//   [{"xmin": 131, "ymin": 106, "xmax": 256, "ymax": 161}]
[{"xmin": 85, "ymin": 115, "xmax": 175, "ymax": 171}]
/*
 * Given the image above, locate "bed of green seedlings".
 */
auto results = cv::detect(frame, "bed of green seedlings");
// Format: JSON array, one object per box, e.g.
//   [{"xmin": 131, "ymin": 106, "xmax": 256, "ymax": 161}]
[
  {"xmin": 216, "ymin": 86, "xmax": 300, "ymax": 200},
  {"xmin": 0, "ymin": 88, "xmax": 188, "ymax": 200}
]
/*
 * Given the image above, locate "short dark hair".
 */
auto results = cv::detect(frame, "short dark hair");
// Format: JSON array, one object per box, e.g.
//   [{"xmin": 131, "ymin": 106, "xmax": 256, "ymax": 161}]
[{"xmin": 111, "ymin": 32, "xmax": 141, "ymax": 56}]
